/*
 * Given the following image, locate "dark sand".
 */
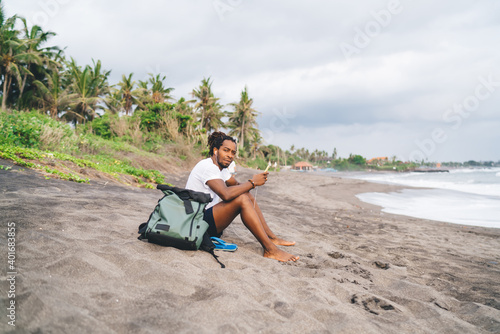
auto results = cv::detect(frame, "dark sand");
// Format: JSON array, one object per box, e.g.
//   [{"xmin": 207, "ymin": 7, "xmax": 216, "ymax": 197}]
[{"xmin": 1, "ymin": 158, "xmax": 499, "ymax": 333}]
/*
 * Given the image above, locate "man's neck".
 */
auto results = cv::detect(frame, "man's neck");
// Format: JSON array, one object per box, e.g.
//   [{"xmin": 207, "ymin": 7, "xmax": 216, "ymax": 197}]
[{"xmin": 211, "ymin": 155, "xmax": 223, "ymax": 171}]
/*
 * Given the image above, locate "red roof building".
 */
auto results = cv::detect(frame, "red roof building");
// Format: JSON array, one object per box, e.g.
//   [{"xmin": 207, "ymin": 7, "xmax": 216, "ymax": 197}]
[{"xmin": 293, "ymin": 161, "xmax": 313, "ymax": 171}]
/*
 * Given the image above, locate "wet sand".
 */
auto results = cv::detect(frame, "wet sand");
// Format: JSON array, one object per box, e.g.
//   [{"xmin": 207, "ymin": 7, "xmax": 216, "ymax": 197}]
[{"xmin": 0, "ymin": 159, "xmax": 499, "ymax": 333}]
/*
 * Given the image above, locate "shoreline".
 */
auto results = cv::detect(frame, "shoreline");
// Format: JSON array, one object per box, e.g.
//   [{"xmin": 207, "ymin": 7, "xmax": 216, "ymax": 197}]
[
  {"xmin": 326, "ymin": 168, "xmax": 500, "ymax": 229},
  {"xmin": 1, "ymin": 163, "xmax": 499, "ymax": 333}
]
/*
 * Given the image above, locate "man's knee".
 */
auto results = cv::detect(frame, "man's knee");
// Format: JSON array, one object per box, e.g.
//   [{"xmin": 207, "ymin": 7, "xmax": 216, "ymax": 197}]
[
  {"xmin": 245, "ymin": 191, "xmax": 255, "ymax": 200},
  {"xmin": 235, "ymin": 192, "xmax": 253, "ymax": 207}
]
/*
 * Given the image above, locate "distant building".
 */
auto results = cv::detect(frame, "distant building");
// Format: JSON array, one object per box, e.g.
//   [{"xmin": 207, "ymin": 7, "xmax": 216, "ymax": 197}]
[
  {"xmin": 367, "ymin": 157, "xmax": 389, "ymax": 165},
  {"xmin": 293, "ymin": 161, "xmax": 313, "ymax": 171}
]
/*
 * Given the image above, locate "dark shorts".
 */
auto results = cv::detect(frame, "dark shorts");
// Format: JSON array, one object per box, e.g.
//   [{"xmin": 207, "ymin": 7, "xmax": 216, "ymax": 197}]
[{"xmin": 203, "ymin": 207, "xmax": 222, "ymax": 238}]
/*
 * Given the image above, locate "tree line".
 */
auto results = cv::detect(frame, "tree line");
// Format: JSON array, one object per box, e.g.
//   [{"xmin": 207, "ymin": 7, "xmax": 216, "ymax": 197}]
[{"xmin": 0, "ymin": 4, "xmax": 262, "ymax": 152}]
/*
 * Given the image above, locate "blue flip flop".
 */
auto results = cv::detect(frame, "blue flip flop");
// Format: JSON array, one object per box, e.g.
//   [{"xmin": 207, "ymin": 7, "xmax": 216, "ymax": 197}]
[{"xmin": 211, "ymin": 237, "xmax": 238, "ymax": 252}]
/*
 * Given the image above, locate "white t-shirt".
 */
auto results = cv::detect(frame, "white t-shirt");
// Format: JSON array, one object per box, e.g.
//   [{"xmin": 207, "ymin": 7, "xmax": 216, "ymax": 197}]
[{"xmin": 185, "ymin": 158, "xmax": 232, "ymax": 209}]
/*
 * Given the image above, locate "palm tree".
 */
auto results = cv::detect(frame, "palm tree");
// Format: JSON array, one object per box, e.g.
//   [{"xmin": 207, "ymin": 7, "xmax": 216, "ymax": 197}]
[
  {"xmin": 249, "ymin": 132, "xmax": 263, "ymax": 159},
  {"xmin": 0, "ymin": 9, "xmax": 61, "ymax": 111},
  {"xmin": 63, "ymin": 58, "xmax": 110, "ymax": 124},
  {"xmin": 117, "ymin": 73, "xmax": 142, "ymax": 115},
  {"xmin": 149, "ymin": 73, "xmax": 174, "ymax": 104},
  {"xmin": 17, "ymin": 18, "xmax": 59, "ymax": 103},
  {"xmin": 102, "ymin": 87, "xmax": 123, "ymax": 115},
  {"xmin": 228, "ymin": 86, "xmax": 259, "ymax": 150},
  {"xmin": 192, "ymin": 77, "xmax": 225, "ymax": 131},
  {"xmin": 203, "ymin": 99, "xmax": 225, "ymax": 132},
  {"xmin": 192, "ymin": 77, "xmax": 211, "ymax": 126},
  {"xmin": 0, "ymin": 12, "xmax": 24, "ymax": 110},
  {"xmin": 175, "ymin": 96, "xmax": 196, "ymax": 115},
  {"xmin": 135, "ymin": 73, "xmax": 174, "ymax": 109},
  {"xmin": 32, "ymin": 70, "xmax": 75, "ymax": 118},
  {"xmin": 135, "ymin": 79, "xmax": 152, "ymax": 109}
]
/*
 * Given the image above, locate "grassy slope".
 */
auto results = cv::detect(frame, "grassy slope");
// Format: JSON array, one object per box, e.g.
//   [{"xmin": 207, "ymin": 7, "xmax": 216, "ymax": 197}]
[{"xmin": 0, "ymin": 110, "xmax": 202, "ymax": 188}]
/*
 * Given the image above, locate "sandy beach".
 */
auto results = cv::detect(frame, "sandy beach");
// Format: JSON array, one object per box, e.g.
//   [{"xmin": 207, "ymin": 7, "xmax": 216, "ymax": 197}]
[{"xmin": 1, "ymin": 158, "xmax": 499, "ymax": 333}]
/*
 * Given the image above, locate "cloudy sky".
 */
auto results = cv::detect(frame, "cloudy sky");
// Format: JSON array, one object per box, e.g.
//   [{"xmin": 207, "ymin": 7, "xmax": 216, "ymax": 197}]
[{"xmin": 7, "ymin": 0, "xmax": 500, "ymax": 162}]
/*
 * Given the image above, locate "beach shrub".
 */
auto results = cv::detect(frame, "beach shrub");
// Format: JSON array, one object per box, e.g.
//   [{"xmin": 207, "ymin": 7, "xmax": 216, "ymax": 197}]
[
  {"xmin": 333, "ymin": 159, "xmax": 349, "ymax": 170},
  {"xmin": 85, "ymin": 113, "xmax": 114, "ymax": 139},
  {"xmin": 348, "ymin": 154, "xmax": 366, "ymax": 165},
  {"xmin": 141, "ymin": 132, "xmax": 164, "ymax": 152},
  {"xmin": 136, "ymin": 103, "xmax": 197, "ymax": 141},
  {"xmin": 0, "ymin": 110, "xmax": 76, "ymax": 150},
  {"xmin": 137, "ymin": 103, "xmax": 174, "ymax": 131}
]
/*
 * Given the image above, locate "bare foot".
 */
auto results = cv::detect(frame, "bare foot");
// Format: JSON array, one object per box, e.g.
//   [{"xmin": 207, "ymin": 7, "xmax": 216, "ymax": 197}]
[
  {"xmin": 264, "ymin": 248, "xmax": 299, "ymax": 262},
  {"xmin": 270, "ymin": 237, "xmax": 296, "ymax": 246}
]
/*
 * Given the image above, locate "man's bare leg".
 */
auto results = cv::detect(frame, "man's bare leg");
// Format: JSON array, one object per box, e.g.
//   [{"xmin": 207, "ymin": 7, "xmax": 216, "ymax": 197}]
[
  {"xmin": 246, "ymin": 192, "xmax": 295, "ymax": 246},
  {"xmin": 212, "ymin": 195, "xmax": 299, "ymax": 262}
]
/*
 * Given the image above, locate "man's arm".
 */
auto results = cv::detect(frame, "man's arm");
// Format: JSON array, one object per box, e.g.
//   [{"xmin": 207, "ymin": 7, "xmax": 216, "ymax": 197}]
[
  {"xmin": 207, "ymin": 172, "xmax": 268, "ymax": 202},
  {"xmin": 225, "ymin": 175, "xmax": 239, "ymax": 187}
]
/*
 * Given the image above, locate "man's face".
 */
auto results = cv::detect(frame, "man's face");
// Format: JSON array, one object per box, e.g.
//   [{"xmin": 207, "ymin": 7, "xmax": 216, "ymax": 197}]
[{"xmin": 215, "ymin": 140, "xmax": 236, "ymax": 169}]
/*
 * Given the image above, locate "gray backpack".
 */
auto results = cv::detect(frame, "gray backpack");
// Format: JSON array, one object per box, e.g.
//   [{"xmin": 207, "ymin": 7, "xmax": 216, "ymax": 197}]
[{"xmin": 138, "ymin": 184, "xmax": 225, "ymax": 267}]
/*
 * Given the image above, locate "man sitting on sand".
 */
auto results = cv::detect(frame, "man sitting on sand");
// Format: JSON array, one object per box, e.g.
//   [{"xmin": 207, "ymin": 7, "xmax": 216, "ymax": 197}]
[{"xmin": 185, "ymin": 131, "xmax": 299, "ymax": 262}]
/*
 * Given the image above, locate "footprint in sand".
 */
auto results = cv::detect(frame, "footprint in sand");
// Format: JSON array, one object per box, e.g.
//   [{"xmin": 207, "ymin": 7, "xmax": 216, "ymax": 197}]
[
  {"xmin": 374, "ymin": 261, "xmax": 390, "ymax": 270},
  {"xmin": 351, "ymin": 294, "xmax": 397, "ymax": 315}
]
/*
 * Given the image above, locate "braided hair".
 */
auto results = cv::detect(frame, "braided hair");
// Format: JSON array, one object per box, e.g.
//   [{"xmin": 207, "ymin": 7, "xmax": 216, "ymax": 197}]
[{"xmin": 208, "ymin": 131, "xmax": 236, "ymax": 156}]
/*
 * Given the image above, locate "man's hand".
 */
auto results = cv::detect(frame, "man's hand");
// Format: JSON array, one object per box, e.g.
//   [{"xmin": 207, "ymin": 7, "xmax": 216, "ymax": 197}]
[{"xmin": 251, "ymin": 172, "xmax": 269, "ymax": 187}]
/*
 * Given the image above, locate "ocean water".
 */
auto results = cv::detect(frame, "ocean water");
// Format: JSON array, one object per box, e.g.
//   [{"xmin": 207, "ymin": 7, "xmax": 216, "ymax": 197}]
[{"xmin": 347, "ymin": 168, "xmax": 500, "ymax": 228}]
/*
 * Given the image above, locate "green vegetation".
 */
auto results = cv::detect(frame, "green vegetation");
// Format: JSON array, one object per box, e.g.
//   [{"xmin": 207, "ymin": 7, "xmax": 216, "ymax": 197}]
[
  {"xmin": 0, "ymin": 109, "xmax": 168, "ymax": 186},
  {"xmin": 0, "ymin": 145, "xmax": 89, "ymax": 183}
]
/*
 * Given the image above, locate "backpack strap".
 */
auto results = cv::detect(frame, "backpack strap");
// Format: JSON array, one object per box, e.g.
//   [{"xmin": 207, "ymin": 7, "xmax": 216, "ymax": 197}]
[
  {"xmin": 200, "ymin": 231, "xmax": 225, "ymax": 268},
  {"xmin": 157, "ymin": 184, "xmax": 212, "ymax": 204},
  {"xmin": 176, "ymin": 192, "xmax": 194, "ymax": 214},
  {"xmin": 207, "ymin": 249, "xmax": 225, "ymax": 269},
  {"xmin": 137, "ymin": 222, "xmax": 148, "ymax": 240}
]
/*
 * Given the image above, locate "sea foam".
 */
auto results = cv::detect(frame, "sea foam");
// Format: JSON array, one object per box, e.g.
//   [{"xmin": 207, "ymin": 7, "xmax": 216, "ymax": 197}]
[{"xmin": 351, "ymin": 168, "xmax": 500, "ymax": 228}]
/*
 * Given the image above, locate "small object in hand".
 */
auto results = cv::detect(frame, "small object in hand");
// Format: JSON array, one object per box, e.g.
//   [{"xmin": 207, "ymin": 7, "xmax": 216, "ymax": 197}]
[{"xmin": 264, "ymin": 161, "xmax": 271, "ymax": 173}]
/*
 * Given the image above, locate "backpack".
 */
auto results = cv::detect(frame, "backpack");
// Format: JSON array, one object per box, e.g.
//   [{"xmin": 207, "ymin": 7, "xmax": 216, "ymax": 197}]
[{"xmin": 138, "ymin": 184, "xmax": 225, "ymax": 268}]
